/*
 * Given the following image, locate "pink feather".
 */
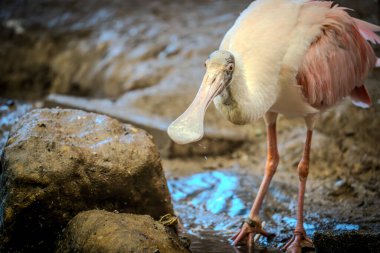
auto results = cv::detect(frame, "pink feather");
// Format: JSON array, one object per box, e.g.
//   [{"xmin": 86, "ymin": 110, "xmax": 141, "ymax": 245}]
[
  {"xmin": 297, "ymin": 2, "xmax": 377, "ymax": 108},
  {"xmin": 353, "ymin": 18, "xmax": 380, "ymax": 44}
]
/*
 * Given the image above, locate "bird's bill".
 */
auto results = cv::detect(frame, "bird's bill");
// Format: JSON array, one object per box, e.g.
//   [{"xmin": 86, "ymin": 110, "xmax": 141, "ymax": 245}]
[{"xmin": 167, "ymin": 71, "xmax": 226, "ymax": 144}]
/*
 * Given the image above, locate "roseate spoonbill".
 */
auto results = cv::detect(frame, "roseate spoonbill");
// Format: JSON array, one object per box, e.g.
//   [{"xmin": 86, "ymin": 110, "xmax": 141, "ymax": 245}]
[{"xmin": 167, "ymin": 0, "xmax": 380, "ymax": 252}]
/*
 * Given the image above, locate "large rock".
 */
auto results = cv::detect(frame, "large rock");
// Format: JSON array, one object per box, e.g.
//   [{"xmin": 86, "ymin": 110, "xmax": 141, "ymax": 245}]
[
  {"xmin": 0, "ymin": 109, "xmax": 173, "ymax": 252},
  {"xmin": 57, "ymin": 210, "xmax": 190, "ymax": 253}
]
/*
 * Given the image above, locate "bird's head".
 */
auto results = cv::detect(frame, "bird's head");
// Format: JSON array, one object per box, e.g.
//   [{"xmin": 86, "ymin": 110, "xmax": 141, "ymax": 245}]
[{"xmin": 167, "ymin": 50, "xmax": 235, "ymax": 144}]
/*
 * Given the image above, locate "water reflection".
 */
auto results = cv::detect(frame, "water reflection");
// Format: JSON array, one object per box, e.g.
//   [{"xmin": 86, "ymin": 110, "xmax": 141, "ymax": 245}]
[
  {"xmin": 334, "ymin": 224, "xmax": 359, "ymax": 231},
  {"xmin": 168, "ymin": 171, "xmax": 251, "ymax": 237},
  {"xmin": 168, "ymin": 170, "xmax": 360, "ymax": 253},
  {"xmin": 271, "ymin": 214, "xmax": 315, "ymax": 235},
  {"xmin": 170, "ymin": 171, "xmax": 247, "ymax": 215},
  {"xmin": 168, "ymin": 170, "xmax": 282, "ymax": 252}
]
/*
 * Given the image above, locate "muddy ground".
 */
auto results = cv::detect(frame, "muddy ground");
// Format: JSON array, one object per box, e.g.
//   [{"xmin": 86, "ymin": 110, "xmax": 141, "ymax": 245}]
[{"xmin": 1, "ymin": 0, "xmax": 380, "ymax": 252}]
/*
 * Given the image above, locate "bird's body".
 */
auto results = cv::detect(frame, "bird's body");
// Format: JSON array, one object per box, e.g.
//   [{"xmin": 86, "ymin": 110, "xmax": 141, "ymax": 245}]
[
  {"xmin": 167, "ymin": 0, "xmax": 379, "ymax": 252},
  {"xmin": 214, "ymin": 0, "xmax": 377, "ymax": 122}
]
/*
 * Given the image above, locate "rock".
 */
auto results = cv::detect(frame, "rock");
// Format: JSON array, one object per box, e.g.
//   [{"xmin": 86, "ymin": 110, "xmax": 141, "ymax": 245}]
[
  {"xmin": 0, "ymin": 108, "xmax": 173, "ymax": 252},
  {"xmin": 56, "ymin": 210, "xmax": 190, "ymax": 253}
]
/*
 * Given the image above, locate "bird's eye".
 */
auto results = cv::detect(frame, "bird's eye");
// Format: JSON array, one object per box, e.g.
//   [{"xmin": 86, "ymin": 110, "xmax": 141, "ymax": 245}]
[
  {"xmin": 227, "ymin": 64, "xmax": 234, "ymax": 71},
  {"xmin": 204, "ymin": 63, "xmax": 206, "ymax": 68}
]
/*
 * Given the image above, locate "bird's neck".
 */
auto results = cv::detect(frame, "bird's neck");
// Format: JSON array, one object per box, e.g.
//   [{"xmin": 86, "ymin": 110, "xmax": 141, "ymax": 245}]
[{"xmin": 214, "ymin": 56, "xmax": 278, "ymax": 125}]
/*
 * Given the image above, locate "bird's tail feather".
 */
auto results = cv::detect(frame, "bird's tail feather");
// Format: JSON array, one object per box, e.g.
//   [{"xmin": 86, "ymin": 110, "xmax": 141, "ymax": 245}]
[
  {"xmin": 353, "ymin": 18, "xmax": 380, "ymax": 44},
  {"xmin": 353, "ymin": 18, "xmax": 380, "ymax": 68},
  {"xmin": 351, "ymin": 86, "xmax": 372, "ymax": 107}
]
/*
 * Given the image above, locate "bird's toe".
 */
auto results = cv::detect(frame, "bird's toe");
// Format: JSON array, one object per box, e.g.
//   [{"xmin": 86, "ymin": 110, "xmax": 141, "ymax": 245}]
[
  {"xmin": 232, "ymin": 218, "xmax": 273, "ymax": 246},
  {"xmin": 285, "ymin": 244, "xmax": 302, "ymax": 253},
  {"xmin": 300, "ymin": 236, "xmax": 314, "ymax": 249},
  {"xmin": 281, "ymin": 233, "xmax": 314, "ymax": 253}
]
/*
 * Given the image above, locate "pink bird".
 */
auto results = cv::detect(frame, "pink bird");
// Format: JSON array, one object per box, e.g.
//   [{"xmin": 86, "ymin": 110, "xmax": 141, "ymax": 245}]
[{"xmin": 167, "ymin": 0, "xmax": 380, "ymax": 252}]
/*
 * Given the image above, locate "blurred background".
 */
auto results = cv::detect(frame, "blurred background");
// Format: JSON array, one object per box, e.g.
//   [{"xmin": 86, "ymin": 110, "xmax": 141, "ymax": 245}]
[{"xmin": 1, "ymin": 0, "xmax": 379, "ymax": 252}]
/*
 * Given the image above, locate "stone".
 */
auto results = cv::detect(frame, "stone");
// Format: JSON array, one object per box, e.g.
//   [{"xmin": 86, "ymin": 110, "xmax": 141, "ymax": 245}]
[
  {"xmin": 0, "ymin": 109, "xmax": 173, "ymax": 252},
  {"xmin": 56, "ymin": 210, "xmax": 190, "ymax": 253}
]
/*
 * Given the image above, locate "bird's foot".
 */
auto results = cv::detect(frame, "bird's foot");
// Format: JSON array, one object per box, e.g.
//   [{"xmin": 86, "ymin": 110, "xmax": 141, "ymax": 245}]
[
  {"xmin": 281, "ymin": 230, "xmax": 314, "ymax": 253},
  {"xmin": 231, "ymin": 216, "xmax": 273, "ymax": 247}
]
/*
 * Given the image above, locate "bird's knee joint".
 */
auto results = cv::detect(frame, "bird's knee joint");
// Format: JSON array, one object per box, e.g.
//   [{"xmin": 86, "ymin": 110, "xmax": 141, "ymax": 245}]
[
  {"xmin": 266, "ymin": 154, "xmax": 279, "ymax": 175},
  {"xmin": 297, "ymin": 160, "xmax": 309, "ymax": 179}
]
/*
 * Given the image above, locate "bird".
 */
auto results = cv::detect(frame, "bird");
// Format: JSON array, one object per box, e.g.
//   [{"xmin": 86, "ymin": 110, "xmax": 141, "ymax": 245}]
[{"xmin": 167, "ymin": 0, "xmax": 380, "ymax": 252}]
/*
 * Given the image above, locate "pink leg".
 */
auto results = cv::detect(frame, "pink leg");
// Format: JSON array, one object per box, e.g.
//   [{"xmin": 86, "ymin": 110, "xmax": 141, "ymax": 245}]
[
  {"xmin": 282, "ymin": 130, "xmax": 314, "ymax": 253},
  {"xmin": 232, "ymin": 112, "xmax": 279, "ymax": 246}
]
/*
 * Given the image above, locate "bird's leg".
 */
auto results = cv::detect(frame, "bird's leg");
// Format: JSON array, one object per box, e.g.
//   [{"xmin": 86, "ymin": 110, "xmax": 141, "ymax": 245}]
[
  {"xmin": 232, "ymin": 112, "xmax": 279, "ymax": 246},
  {"xmin": 282, "ymin": 117, "xmax": 316, "ymax": 253}
]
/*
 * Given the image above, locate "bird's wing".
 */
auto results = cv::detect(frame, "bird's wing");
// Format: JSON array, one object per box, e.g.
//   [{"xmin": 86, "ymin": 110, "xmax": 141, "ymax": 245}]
[{"xmin": 296, "ymin": 3, "xmax": 377, "ymax": 109}]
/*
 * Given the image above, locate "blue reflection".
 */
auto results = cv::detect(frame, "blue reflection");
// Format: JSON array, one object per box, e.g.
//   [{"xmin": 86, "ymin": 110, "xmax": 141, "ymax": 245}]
[
  {"xmin": 168, "ymin": 171, "xmax": 246, "ymax": 216},
  {"xmin": 168, "ymin": 169, "xmax": 364, "ymax": 251},
  {"xmin": 334, "ymin": 223, "xmax": 359, "ymax": 231},
  {"xmin": 168, "ymin": 171, "xmax": 250, "ymax": 236},
  {"xmin": 229, "ymin": 196, "xmax": 246, "ymax": 217},
  {"xmin": 271, "ymin": 214, "xmax": 315, "ymax": 235}
]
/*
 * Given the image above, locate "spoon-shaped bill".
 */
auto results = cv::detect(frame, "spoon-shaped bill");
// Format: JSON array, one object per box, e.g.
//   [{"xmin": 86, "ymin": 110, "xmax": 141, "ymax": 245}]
[{"xmin": 167, "ymin": 72, "xmax": 225, "ymax": 144}]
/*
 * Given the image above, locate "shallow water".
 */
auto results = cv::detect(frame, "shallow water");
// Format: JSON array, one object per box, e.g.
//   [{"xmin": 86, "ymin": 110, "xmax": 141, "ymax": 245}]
[
  {"xmin": 168, "ymin": 170, "xmax": 293, "ymax": 252},
  {"xmin": 186, "ymin": 233, "xmax": 280, "ymax": 253},
  {"xmin": 168, "ymin": 170, "xmax": 362, "ymax": 253}
]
